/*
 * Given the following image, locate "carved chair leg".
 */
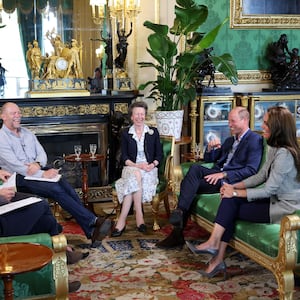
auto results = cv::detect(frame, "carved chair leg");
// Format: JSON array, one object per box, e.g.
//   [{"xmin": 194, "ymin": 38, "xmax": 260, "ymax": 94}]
[
  {"xmin": 276, "ymin": 270, "xmax": 295, "ymax": 300},
  {"xmin": 151, "ymin": 194, "xmax": 160, "ymax": 231},
  {"xmin": 112, "ymin": 189, "xmax": 121, "ymax": 222}
]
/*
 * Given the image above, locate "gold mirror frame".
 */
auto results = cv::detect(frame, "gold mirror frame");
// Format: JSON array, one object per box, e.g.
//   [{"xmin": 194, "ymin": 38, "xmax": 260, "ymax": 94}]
[{"xmin": 230, "ymin": 0, "xmax": 300, "ymax": 28}]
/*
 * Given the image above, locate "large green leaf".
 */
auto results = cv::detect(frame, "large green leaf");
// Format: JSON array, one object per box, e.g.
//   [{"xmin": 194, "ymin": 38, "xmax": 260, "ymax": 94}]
[
  {"xmin": 148, "ymin": 34, "xmax": 177, "ymax": 61},
  {"xmin": 143, "ymin": 21, "xmax": 169, "ymax": 35},
  {"xmin": 171, "ymin": 4, "xmax": 208, "ymax": 35},
  {"xmin": 210, "ymin": 54, "xmax": 238, "ymax": 85},
  {"xmin": 191, "ymin": 18, "xmax": 228, "ymax": 53}
]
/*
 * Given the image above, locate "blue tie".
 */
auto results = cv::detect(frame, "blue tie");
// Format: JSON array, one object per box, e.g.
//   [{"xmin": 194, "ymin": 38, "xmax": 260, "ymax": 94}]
[{"xmin": 223, "ymin": 137, "xmax": 239, "ymax": 167}]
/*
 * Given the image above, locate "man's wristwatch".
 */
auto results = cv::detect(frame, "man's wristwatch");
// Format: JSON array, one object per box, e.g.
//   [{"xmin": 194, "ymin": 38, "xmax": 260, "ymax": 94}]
[
  {"xmin": 232, "ymin": 190, "xmax": 238, "ymax": 197},
  {"xmin": 222, "ymin": 172, "xmax": 227, "ymax": 179}
]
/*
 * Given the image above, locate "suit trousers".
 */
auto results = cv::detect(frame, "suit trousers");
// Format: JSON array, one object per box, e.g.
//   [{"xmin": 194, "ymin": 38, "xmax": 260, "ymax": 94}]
[
  {"xmin": 215, "ymin": 196, "xmax": 270, "ymax": 243},
  {"xmin": 0, "ymin": 195, "xmax": 61, "ymax": 237},
  {"xmin": 16, "ymin": 175, "xmax": 96, "ymax": 238},
  {"xmin": 178, "ymin": 164, "xmax": 222, "ymax": 214}
]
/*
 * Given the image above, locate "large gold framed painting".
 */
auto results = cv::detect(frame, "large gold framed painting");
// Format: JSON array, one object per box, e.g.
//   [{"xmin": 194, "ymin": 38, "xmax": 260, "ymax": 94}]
[
  {"xmin": 26, "ymin": 31, "xmax": 90, "ymax": 98},
  {"xmin": 230, "ymin": 0, "xmax": 300, "ymax": 29}
]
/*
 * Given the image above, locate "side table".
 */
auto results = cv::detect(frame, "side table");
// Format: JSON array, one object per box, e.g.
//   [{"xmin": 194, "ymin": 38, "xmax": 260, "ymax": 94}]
[
  {"xmin": 181, "ymin": 152, "xmax": 204, "ymax": 162},
  {"xmin": 64, "ymin": 153, "xmax": 105, "ymax": 212},
  {"xmin": 0, "ymin": 243, "xmax": 53, "ymax": 300},
  {"xmin": 174, "ymin": 136, "xmax": 192, "ymax": 165}
]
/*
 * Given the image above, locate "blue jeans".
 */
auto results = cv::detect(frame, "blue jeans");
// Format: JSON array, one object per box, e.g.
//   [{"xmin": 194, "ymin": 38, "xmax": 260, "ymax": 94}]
[{"xmin": 16, "ymin": 175, "xmax": 96, "ymax": 238}]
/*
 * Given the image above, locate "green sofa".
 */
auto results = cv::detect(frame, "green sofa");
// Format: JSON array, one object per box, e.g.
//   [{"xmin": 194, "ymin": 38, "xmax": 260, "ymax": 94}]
[
  {"xmin": 173, "ymin": 159, "xmax": 300, "ymax": 300},
  {"xmin": 0, "ymin": 233, "xmax": 68, "ymax": 299}
]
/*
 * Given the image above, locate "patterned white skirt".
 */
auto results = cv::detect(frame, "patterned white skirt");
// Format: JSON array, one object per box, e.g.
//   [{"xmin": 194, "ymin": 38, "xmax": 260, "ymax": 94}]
[{"xmin": 115, "ymin": 166, "xmax": 158, "ymax": 204}]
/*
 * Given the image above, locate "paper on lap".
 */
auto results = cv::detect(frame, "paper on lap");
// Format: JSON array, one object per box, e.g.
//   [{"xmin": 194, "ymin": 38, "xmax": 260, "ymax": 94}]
[
  {"xmin": 0, "ymin": 172, "xmax": 17, "ymax": 191},
  {"xmin": 24, "ymin": 174, "xmax": 62, "ymax": 182},
  {"xmin": 0, "ymin": 197, "xmax": 43, "ymax": 215}
]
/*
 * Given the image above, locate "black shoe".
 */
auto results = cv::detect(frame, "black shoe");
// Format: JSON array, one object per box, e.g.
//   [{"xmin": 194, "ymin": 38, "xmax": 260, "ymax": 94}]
[
  {"xmin": 156, "ymin": 227, "xmax": 185, "ymax": 249},
  {"xmin": 137, "ymin": 224, "xmax": 147, "ymax": 233},
  {"xmin": 66, "ymin": 250, "xmax": 89, "ymax": 264},
  {"xmin": 111, "ymin": 226, "xmax": 126, "ymax": 237},
  {"xmin": 91, "ymin": 217, "xmax": 113, "ymax": 243},
  {"xmin": 169, "ymin": 209, "xmax": 183, "ymax": 228},
  {"xmin": 68, "ymin": 280, "xmax": 81, "ymax": 293}
]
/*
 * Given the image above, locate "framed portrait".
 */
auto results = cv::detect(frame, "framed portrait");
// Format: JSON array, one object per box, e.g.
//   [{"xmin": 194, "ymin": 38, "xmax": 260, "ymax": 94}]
[{"xmin": 230, "ymin": 0, "xmax": 300, "ymax": 28}]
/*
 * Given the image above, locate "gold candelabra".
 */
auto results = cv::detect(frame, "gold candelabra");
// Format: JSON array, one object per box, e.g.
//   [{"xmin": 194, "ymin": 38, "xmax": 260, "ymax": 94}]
[{"xmin": 90, "ymin": 0, "xmax": 140, "ymax": 26}]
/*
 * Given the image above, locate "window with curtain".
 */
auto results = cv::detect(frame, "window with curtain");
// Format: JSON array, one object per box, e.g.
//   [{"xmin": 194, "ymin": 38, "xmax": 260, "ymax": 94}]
[
  {"xmin": 0, "ymin": 10, "xmax": 28, "ymax": 98},
  {"xmin": 0, "ymin": 0, "xmax": 73, "ymax": 98}
]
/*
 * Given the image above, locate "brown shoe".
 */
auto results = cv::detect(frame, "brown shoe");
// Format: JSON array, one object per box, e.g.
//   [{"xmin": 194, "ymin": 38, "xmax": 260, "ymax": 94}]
[
  {"xmin": 66, "ymin": 249, "xmax": 89, "ymax": 264},
  {"xmin": 68, "ymin": 281, "xmax": 81, "ymax": 293},
  {"xmin": 91, "ymin": 217, "xmax": 112, "ymax": 243}
]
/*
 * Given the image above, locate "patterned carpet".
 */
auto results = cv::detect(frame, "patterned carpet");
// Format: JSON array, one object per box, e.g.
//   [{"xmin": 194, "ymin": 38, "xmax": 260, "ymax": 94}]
[{"xmin": 63, "ymin": 209, "xmax": 300, "ymax": 300}]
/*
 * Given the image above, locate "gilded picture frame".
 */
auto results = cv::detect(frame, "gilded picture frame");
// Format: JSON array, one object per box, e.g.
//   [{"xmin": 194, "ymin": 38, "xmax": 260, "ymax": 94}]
[{"xmin": 230, "ymin": 0, "xmax": 300, "ymax": 29}]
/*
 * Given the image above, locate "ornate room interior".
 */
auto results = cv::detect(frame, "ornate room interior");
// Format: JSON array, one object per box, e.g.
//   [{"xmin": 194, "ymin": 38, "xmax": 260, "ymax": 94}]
[{"xmin": 1, "ymin": 1, "xmax": 300, "ymax": 299}]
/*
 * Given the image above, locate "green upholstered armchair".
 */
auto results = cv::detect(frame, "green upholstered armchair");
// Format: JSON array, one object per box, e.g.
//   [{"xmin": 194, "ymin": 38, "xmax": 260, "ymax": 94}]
[
  {"xmin": 112, "ymin": 135, "xmax": 175, "ymax": 230},
  {"xmin": 0, "ymin": 233, "xmax": 68, "ymax": 299}
]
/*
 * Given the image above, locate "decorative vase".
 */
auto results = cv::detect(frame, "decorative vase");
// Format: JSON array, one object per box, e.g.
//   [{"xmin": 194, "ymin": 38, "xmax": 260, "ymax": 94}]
[{"xmin": 155, "ymin": 110, "xmax": 184, "ymax": 140}]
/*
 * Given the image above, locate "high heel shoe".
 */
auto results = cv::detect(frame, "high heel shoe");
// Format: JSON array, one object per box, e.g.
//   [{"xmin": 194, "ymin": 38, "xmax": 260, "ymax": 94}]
[
  {"xmin": 111, "ymin": 226, "xmax": 126, "ymax": 237},
  {"xmin": 185, "ymin": 241, "xmax": 219, "ymax": 257},
  {"xmin": 198, "ymin": 261, "xmax": 227, "ymax": 280}
]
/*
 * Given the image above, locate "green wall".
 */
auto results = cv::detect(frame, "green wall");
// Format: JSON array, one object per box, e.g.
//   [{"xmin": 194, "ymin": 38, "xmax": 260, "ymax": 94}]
[{"xmin": 200, "ymin": 0, "xmax": 300, "ymax": 70}]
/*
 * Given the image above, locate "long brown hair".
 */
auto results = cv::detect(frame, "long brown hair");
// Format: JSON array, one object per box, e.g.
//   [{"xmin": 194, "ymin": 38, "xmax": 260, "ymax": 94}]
[{"xmin": 266, "ymin": 106, "xmax": 300, "ymax": 181}]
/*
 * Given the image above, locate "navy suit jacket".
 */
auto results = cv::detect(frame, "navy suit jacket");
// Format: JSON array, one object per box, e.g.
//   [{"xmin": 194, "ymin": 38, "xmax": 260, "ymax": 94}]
[
  {"xmin": 204, "ymin": 130, "xmax": 263, "ymax": 184},
  {"xmin": 120, "ymin": 126, "xmax": 163, "ymax": 167}
]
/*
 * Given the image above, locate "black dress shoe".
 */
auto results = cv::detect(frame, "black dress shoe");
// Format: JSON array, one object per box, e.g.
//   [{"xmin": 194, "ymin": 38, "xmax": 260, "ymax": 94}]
[
  {"xmin": 111, "ymin": 226, "xmax": 126, "ymax": 237},
  {"xmin": 156, "ymin": 227, "xmax": 185, "ymax": 249},
  {"xmin": 169, "ymin": 209, "xmax": 183, "ymax": 228},
  {"xmin": 137, "ymin": 224, "xmax": 147, "ymax": 233}
]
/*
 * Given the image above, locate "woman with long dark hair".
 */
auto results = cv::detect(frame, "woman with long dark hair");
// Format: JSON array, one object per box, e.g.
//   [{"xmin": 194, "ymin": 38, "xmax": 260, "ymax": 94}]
[{"xmin": 186, "ymin": 106, "xmax": 300, "ymax": 278}]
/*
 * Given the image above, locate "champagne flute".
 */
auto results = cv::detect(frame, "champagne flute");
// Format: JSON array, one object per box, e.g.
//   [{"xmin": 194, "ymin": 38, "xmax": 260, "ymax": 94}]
[
  {"xmin": 89, "ymin": 144, "xmax": 97, "ymax": 159},
  {"xmin": 74, "ymin": 145, "xmax": 82, "ymax": 160}
]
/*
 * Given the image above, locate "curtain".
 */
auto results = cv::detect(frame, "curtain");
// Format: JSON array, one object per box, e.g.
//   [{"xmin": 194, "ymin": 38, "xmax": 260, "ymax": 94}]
[{"xmin": 3, "ymin": 0, "xmax": 73, "ymax": 78}]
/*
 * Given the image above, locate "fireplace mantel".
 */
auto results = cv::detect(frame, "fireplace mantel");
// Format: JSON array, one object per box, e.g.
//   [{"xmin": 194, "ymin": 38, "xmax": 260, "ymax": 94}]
[{"xmin": 0, "ymin": 93, "xmax": 139, "ymax": 126}]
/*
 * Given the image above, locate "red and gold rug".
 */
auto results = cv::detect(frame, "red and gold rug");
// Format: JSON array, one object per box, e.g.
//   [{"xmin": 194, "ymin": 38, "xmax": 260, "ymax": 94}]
[{"xmin": 63, "ymin": 213, "xmax": 300, "ymax": 300}]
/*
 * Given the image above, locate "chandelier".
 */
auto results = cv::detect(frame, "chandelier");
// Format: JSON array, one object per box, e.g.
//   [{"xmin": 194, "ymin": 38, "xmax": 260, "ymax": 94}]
[{"xmin": 90, "ymin": 0, "xmax": 141, "ymax": 26}]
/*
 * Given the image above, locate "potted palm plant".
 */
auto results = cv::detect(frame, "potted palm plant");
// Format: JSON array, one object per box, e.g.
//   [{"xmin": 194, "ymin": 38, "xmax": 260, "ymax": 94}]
[{"xmin": 138, "ymin": 0, "xmax": 238, "ymax": 139}]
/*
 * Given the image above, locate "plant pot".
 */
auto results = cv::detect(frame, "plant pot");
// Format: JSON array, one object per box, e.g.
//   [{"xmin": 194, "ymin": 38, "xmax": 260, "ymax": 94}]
[{"xmin": 155, "ymin": 110, "xmax": 184, "ymax": 140}]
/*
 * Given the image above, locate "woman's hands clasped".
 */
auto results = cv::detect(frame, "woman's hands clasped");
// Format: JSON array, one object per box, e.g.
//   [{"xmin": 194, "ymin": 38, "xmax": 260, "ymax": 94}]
[{"xmin": 220, "ymin": 182, "xmax": 234, "ymax": 199}]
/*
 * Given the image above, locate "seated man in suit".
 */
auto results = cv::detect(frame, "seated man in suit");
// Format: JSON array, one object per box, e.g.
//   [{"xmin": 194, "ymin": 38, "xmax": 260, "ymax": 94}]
[
  {"xmin": 0, "ymin": 102, "xmax": 110, "ymax": 245},
  {"xmin": 0, "ymin": 168, "xmax": 82, "ymax": 292},
  {"xmin": 0, "ymin": 169, "xmax": 62, "ymax": 236},
  {"xmin": 156, "ymin": 106, "xmax": 264, "ymax": 249}
]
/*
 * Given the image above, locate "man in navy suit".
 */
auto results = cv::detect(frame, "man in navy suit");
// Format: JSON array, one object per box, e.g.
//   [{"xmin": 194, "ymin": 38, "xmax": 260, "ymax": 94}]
[{"xmin": 156, "ymin": 106, "xmax": 263, "ymax": 249}]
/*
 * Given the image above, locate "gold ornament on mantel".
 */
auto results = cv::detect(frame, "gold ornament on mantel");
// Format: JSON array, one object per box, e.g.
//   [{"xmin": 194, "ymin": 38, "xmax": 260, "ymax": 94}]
[{"xmin": 26, "ymin": 29, "xmax": 89, "ymax": 97}]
